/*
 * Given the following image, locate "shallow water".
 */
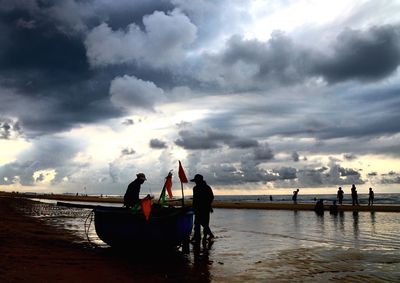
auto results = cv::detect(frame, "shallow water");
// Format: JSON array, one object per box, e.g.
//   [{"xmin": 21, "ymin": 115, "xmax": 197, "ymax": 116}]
[{"xmin": 21, "ymin": 201, "xmax": 400, "ymax": 282}]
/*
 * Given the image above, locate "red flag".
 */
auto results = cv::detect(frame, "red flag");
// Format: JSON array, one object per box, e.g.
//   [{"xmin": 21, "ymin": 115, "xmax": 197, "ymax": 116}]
[
  {"xmin": 141, "ymin": 195, "xmax": 152, "ymax": 221},
  {"xmin": 178, "ymin": 161, "xmax": 188, "ymax": 183},
  {"xmin": 165, "ymin": 172, "xmax": 173, "ymax": 198}
]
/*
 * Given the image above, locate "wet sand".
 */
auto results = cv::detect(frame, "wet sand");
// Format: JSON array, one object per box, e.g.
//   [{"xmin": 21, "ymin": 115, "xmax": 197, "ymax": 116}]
[
  {"xmin": 1, "ymin": 194, "xmax": 399, "ymax": 282},
  {"xmin": 0, "ymin": 196, "xmax": 206, "ymax": 283}
]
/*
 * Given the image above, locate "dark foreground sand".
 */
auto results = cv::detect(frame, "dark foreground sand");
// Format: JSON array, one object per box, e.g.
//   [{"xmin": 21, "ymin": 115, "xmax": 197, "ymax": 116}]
[{"xmin": 0, "ymin": 197, "xmax": 206, "ymax": 283}]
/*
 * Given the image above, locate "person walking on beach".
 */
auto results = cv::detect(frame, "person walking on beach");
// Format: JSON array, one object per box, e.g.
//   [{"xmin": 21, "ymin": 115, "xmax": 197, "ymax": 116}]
[
  {"xmin": 124, "ymin": 173, "xmax": 147, "ymax": 208},
  {"xmin": 191, "ymin": 174, "xmax": 215, "ymax": 243},
  {"xmin": 368, "ymin": 187, "xmax": 375, "ymax": 206},
  {"xmin": 337, "ymin": 187, "xmax": 344, "ymax": 205},
  {"xmin": 292, "ymin": 189, "xmax": 299, "ymax": 204},
  {"xmin": 351, "ymin": 184, "xmax": 359, "ymax": 206}
]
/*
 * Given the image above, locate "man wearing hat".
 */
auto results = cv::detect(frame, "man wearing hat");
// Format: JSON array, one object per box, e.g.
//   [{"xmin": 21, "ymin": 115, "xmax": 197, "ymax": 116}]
[
  {"xmin": 124, "ymin": 173, "xmax": 147, "ymax": 208},
  {"xmin": 191, "ymin": 174, "xmax": 215, "ymax": 242}
]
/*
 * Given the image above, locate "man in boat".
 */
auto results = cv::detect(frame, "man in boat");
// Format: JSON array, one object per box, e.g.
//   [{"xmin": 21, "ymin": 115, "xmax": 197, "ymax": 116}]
[
  {"xmin": 124, "ymin": 173, "xmax": 147, "ymax": 208},
  {"xmin": 191, "ymin": 174, "xmax": 215, "ymax": 243}
]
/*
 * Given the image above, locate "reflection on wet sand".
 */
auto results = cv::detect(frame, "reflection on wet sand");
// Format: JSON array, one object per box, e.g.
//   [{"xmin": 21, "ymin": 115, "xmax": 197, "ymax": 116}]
[
  {"xmin": 191, "ymin": 239, "xmax": 214, "ymax": 283},
  {"xmin": 352, "ymin": 211, "xmax": 359, "ymax": 243}
]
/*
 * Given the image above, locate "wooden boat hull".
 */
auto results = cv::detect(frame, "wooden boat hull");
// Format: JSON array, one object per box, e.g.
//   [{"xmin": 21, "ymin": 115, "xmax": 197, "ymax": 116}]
[{"xmin": 94, "ymin": 206, "xmax": 194, "ymax": 249}]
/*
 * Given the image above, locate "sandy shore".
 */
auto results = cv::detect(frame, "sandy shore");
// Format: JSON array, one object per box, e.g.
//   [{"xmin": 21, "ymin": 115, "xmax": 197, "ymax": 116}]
[
  {"xmin": 2, "ymin": 191, "xmax": 399, "ymax": 212},
  {"xmin": 0, "ymin": 196, "xmax": 207, "ymax": 283}
]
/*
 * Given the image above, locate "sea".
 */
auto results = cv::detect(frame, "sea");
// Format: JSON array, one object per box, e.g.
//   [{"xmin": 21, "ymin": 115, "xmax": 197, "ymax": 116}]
[
  {"xmin": 214, "ymin": 193, "xmax": 400, "ymax": 205},
  {"xmin": 23, "ymin": 194, "xmax": 400, "ymax": 282}
]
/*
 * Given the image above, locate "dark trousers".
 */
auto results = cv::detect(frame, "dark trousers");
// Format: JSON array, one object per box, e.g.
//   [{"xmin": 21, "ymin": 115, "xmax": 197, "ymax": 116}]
[{"xmin": 193, "ymin": 211, "xmax": 213, "ymax": 240}]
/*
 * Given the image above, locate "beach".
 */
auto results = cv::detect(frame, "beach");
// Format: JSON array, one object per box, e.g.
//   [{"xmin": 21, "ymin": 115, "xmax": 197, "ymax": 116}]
[
  {"xmin": 0, "ymin": 196, "xmax": 208, "ymax": 283},
  {"xmin": 1, "ymin": 194, "xmax": 400, "ymax": 282},
  {"xmin": 3, "ymin": 191, "xmax": 400, "ymax": 212}
]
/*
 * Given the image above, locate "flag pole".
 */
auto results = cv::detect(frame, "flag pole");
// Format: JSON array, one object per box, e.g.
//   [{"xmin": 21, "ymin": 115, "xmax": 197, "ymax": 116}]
[{"xmin": 181, "ymin": 181, "xmax": 185, "ymax": 207}]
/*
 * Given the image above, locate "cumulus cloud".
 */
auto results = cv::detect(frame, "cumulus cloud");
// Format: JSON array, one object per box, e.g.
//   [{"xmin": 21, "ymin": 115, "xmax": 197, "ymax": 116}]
[
  {"xmin": 0, "ymin": 136, "xmax": 85, "ymax": 186},
  {"xmin": 85, "ymin": 9, "xmax": 197, "ymax": 68},
  {"xmin": 380, "ymin": 171, "xmax": 400, "ymax": 184},
  {"xmin": 253, "ymin": 143, "xmax": 274, "ymax": 161},
  {"xmin": 110, "ymin": 75, "xmax": 164, "ymax": 110},
  {"xmin": 198, "ymin": 25, "xmax": 400, "ymax": 91}
]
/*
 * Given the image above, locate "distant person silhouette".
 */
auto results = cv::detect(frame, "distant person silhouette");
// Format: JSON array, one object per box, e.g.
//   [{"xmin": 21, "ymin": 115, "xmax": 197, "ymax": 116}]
[
  {"xmin": 351, "ymin": 184, "xmax": 359, "ymax": 206},
  {"xmin": 337, "ymin": 187, "xmax": 344, "ymax": 205},
  {"xmin": 124, "ymin": 173, "xmax": 147, "ymax": 208},
  {"xmin": 368, "ymin": 187, "xmax": 374, "ymax": 206},
  {"xmin": 270, "ymin": 195, "xmax": 273, "ymax": 201},
  {"xmin": 292, "ymin": 189, "xmax": 299, "ymax": 204},
  {"xmin": 191, "ymin": 174, "xmax": 214, "ymax": 243}
]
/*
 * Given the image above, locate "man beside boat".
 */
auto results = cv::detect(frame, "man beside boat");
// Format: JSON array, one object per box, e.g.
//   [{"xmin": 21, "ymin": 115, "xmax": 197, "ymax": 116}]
[
  {"xmin": 191, "ymin": 174, "xmax": 215, "ymax": 243},
  {"xmin": 124, "ymin": 173, "xmax": 147, "ymax": 208}
]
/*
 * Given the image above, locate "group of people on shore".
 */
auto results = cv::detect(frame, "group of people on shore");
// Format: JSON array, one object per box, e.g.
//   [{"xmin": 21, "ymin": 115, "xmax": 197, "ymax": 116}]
[
  {"xmin": 291, "ymin": 185, "xmax": 375, "ymax": 206},
  {"xmin": 337, "ymin": 184, "xmax": 375, "ymax": 206},
  {"xmin": 123, "ymin": 172, "xmax": 215, "ymax": 244}
]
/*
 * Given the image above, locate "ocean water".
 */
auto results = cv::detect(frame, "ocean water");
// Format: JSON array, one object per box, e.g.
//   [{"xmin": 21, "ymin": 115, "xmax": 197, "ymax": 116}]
[
  {"xmin": 214, "ymin": 193, "xmax": 400, "ymax": 205},
  {"xmin": 22, "ymin": 198, "xmax": 400, "ymax": 282}
]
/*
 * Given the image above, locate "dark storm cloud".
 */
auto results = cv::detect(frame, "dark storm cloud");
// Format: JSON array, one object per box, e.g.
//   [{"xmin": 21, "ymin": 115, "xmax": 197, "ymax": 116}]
[
  {"xmin": 200, "ymin": 25, "xmax": 400, "ymax": 91},
  {"xmin": 149, "ymin": 138, "xmax": 167, "ymax": 149},
  {"xmin": 253, "ymin": 143, "xmax": 274, "ymax": 161},
  {"xmin": 313, "ymin": 25, "xmax": 400, "ymax": 83},
  {"xmin": 201, "ymin": 32, "xmax": 307, "ymax": 90},
  {"xmin": 227, "ymin": 138, "xmax": 259, "ymax": 149},
  {"xmin": 0, "ymin": 2, "xmax": 122, "ymax": 136},
  {"xmin": 91, "ymin": 0, "xmax": 174, "ymax": 31},
  {"xmin": 174, "ymin": 128, "xmax": 260, "ymax": 150},
  {"xmin": 175, "ymin": 129, "xmax": 234, "ymax": 150},
  {"xmin": 273, "ymin": 167, "xmax": 297, "ymax": 180},
  {"xmin": 0, "ymin": 1, "xmax": 186, "ymax": 137},
  {"xmin": 204, "ymin": 161, "xmax": 280, "ymax": 185}
]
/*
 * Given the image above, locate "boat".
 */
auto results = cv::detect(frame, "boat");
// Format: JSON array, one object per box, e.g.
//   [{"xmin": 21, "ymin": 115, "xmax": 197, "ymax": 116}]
[
  {"xmin": 57, "ymin": 201, "xmax": 194, "ymax": 249},
  {"xmin": 93, "ymin": 205, "xmax": 194, "ymax": 249},
  {"xmin": 58, "ymin": 163, "xmax": 194, "ymax": 249}
]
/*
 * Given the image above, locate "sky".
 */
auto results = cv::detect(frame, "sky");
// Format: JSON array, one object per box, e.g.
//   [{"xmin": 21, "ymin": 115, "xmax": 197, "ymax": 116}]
[{"xmin": 1, "ymin": 0, "xmax": 400, "ymax": 196}]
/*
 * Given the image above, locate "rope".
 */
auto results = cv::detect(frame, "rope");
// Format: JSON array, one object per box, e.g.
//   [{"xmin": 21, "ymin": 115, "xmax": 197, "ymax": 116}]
[{"xmin": 84, "ymin": 209, "xmax": 96, "ymax": 247}]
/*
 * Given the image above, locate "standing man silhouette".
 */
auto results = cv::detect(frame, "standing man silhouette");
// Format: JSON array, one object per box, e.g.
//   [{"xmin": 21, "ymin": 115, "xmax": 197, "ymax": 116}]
[
  {"xmin": 337, "ymin": 187, "xmax": 344, "ymax": 205},
  {"xmin": 292, "ymin": 189, "xmax": 299, "ymax": 204},
  {"xmin": 191, "ymin": 174, "xmax": 214, "ymax": 243},
  {"xmin": 351, "ymin": 184, "xmax": 359, "ymax": 206},
  {"xmin": 368, "ymin": 187, "xmax": 375, "ymax": 206}
]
